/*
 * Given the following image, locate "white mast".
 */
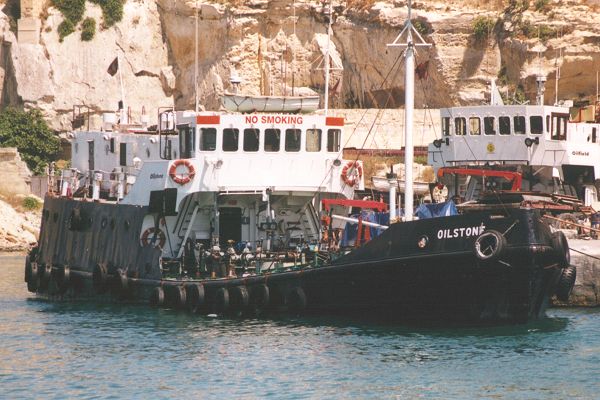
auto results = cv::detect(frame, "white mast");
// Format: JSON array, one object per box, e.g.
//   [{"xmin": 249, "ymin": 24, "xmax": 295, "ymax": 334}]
[
  {"xmin": 387, "ymin": 0, "xmax": 430, "ymax": 222},
  {"xmin": 194, "ymin": 1, "xmax": 200, "ymax": 113},
  {"xmin": 323, "ymin": 0, "xmax": 333, "ymax": 115}
]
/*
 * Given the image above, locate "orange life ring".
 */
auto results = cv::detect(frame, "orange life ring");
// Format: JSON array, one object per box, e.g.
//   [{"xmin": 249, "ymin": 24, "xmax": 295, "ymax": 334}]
[
  {"xmin": 140, "ymin": 227, "xmax": 166, "ymax": 249},
  {"xmin": 169, "ymin": 159, "xmax": 196, "ymax": 185},
  {"xmin": 340, "ymin": 161, "xmax": 363, "ymax": 187}
]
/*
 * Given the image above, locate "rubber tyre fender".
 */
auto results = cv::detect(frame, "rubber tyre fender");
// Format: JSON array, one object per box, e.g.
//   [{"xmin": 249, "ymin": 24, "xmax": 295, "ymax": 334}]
[
  {"xmin": 149, "ymin": 286, "xmax": 165, "ymax": 307},
  {"xmin": 113, "ymin": 268, "xmax": 129, "ymax": 297},
  {"xmin": 286, "ymin": 286, "xmax": 307, "ymax": 313},
  {"xmin": 27, "ymin": 262, "xmax": 39, "ymax": 293},
  {"xmin": 92, "ymin": 263, "xmax": 109, "ymax": 294},
  {"xmin": 551, "ymin": 231, "xmax": 570, "ymax": 267},
  {"xmin": 230, "ymin": 286, "xmax": 250, "ymax": 312},
  {"xmin": 173, "ymin": 285, "xmax": 187, "ymax": 309},
  {"xmin": 24, "ymin": 255, "xmax": 32, "ymax": 283},
  {"xmin": 473, "ymin": 230, "xmax": 506, "ymax": 262},
  {"xmin": 556, "ymin": 265, "xmax": 577, "ymax": 302},
  {"xmin": 250, "ymin": 284, "xmax": 270, "ymax": 309},
  {"xmin": 215, "ymin": 287, "xmax": 230, "ymax": 314},
  {"xmin": 54, "ymin": 264, "xmax": 71, "ymax": 294},
  {"xmin": 184, "ymin": 283, "xmax": 205, "ymax": 313}
]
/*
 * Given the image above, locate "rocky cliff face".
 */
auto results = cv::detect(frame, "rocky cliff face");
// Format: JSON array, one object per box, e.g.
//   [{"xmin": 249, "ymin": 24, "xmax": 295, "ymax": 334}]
[{"xmin": 4, "ymin": 0, "xmax": 600, "ymax": 130}]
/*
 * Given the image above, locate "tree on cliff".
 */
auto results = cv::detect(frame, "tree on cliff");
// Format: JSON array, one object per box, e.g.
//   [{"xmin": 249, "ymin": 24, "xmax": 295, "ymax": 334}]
[{"xmin": 0, "ymin": 108, "xmax": 60, "ymax": 175}]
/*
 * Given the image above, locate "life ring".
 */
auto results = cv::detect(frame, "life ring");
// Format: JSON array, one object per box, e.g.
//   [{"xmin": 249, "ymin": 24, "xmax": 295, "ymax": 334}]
[
  {"xmin": 473, "ymin": 230, "xmax": 506, "ymax": 262},
  {"xmin": 140, "ymin": 227, "xmax": 166, "ymax": 249},
  {"xmin": 185, "ymin": 283, "xmax": 205, "ymax": 313},
  {"xmin": 169, "ymin": 159, "xmax": 196, "ymax": 185},
  {"xmin": 555, "ymin": 265, "xmax": 577, "ymax": 301},
  {"xmin": 340, "ymin": 161, "xmax": 363, "ymax": 187},
  {"xmin": 551, "ymin": 231, "xmax": 570, "ymax": 267}
]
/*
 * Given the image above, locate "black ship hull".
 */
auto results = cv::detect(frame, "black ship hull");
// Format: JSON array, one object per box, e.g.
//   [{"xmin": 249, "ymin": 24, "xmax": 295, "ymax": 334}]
[{"xmin": 25, "ymin": 196, "xmax": 571, "ymax": 325}]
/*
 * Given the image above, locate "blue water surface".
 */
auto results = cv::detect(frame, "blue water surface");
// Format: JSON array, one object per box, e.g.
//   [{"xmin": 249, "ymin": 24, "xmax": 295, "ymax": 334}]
[{"xmin": 1, "ymin": 253, "xmax": 599, "ymax": 399}]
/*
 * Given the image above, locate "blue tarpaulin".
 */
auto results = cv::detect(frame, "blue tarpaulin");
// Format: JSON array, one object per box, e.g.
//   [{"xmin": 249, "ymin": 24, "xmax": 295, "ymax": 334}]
[{"xmin": 415, "ymin": 201, "xmax": 458, "ymax": 219}]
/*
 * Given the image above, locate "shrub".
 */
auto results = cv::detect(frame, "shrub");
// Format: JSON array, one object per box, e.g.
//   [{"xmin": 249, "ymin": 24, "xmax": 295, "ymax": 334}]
[
  {"xmin": 89, "ymin": 0, "xmax": 124, "ymax": 27},
  {"xmin": 0, "ymin": 108, "xmax": 60, "ymax": 175},
  {"xmin": 81, "ymin": 17, "xmax": 96, "ymax": 41},
  {"xmin": 534, "ymin": 0, "xmax": 551, "ymax": 12},
  {"xmin": 57, "ymin": 19, "xmax": 75, "ymax": 42},
  {"xmin": 412, "ymin": 18, "xmax": 433, "ymax": 36},
  {"xmin": 23, "ymin": 196, "xmax": 42, "ymax": 211},
  {"xmin": 52, "ymin": 0, "xmax": 86, "ymax": 24},
  {"xmin": 472, "ymin": 16, "xmax": 495, "ymax": 42}
]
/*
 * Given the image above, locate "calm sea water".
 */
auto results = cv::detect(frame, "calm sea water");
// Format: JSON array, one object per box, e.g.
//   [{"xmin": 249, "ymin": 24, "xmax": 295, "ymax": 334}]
[{"xmin": 1, "ymin": 254, "xmax": 599, "ymax": 399}]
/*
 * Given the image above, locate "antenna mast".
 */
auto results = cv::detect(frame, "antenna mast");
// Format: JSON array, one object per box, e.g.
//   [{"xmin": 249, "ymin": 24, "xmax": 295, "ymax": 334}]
[
  {"xmin": 194, "ymin": 1, "xmax": 199, "ymax": 113},
  {"xmin": 387, "ymin": 0, "xmax": 430, "ymax": 222}
]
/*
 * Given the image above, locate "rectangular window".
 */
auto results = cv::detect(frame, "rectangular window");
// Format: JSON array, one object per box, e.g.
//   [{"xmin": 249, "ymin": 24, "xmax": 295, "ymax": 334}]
[
  {"xmin": 285, "ymin": 129, "xmax": 301, "ymax": 152},
  {"xmin": 177, "ymin": 124, "xmax": 194, "ymax": 158},
  {"xmin": 593, "ymin": 128, "xmax": 597, "ymax": 143},
  {"xmin": 546, "ymin": 115, "xmax": 550, "ymax": 133},
  {"xmin": 264, "ymin": 129, "xmax": 280, "ymax": 152},
  {"xmin": 243, "ymin": 128, "xmax": 260, "ymax": 152},
  {"xmin": 551, "ymin": 114, "xmax": 568, "ymax": 141},
  {"xmin": 499, "ymin": 116, "xmax": 511, "ymax": 135},
  {"xmin": 223, "ymin": 128, "xmax": 239, "ymax": 151},
  {"xmin": 200, "ymin": 128, "xmax": 216, "ymax": 151},
  {"xmin": 530, "ymin": 116, "xmax": 543, "ymax": 134},
  {"xmin": 455, "ymin": 117, "xmax": 466, "ymax": 136},
  {"xmin": 306, "ymin": 129, "xmax": 322, "ymax": 152},
  {"xmin": 327, "ymin": 129, "xmax": 341, "ymax": 152},
  {"xmin": 514, "ymin": 116, "xmax": 526, "ymax": 134},
  {"xmin": 484, "ymin": 117, "xmax": 495, "ymax": 135},
  {"xmin": 119, "ymin": 142, "xmax": 126, "ymax": 167},
  {"xmin": 469, "ymin": 117, "xmax": 481, "ymax": 135},
  {"xmin": 442, "ymin": 117, "xmax": 450, "ymax": 136}
]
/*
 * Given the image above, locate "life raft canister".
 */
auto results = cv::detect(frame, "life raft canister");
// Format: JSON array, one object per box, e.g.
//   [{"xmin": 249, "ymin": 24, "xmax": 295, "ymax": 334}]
[
  {"xmin": 140, "ymin": 227, "xmax": 166, "ymax": 249},
  {"xmin": 340, "ymin": 161, "xmax": 363, "ymax": 187},
  {"xmin": 168, "ymin": 159, "xmax": 196, "ymax": 185}
]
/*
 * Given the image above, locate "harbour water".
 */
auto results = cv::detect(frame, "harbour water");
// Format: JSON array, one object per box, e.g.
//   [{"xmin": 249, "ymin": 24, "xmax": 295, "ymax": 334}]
[{"xmin": 1, "ymin": 254, "xmax": 599, "ymax": 399}]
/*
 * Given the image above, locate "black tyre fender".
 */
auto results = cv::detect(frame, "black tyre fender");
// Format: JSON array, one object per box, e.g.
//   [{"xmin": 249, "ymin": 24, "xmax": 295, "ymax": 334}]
[
  {"xmin": 92, "ymin": 263, "xmax": 109, "ymax": 294},
  {"xmin": 473, "ymin": 230, "xmax": 506, "ymax": 262},
  {"xmin": 230, "ymin": 286, "xmax": 250, "ymax": 311},
  {"xmin": 173, "ymin": 285, "xmax": 187, "ymax": 309},
  {"xmin": 215, "ymin": 287, "xmax": 230, "ymax": 314},
  {"xmin": 42, "ymin": 264, "xmax": 53, "ymax": 283},
  {"xmin": 27, "ymin": 262, "xmax": 39, "ymax": 293},
  {"xmin": 54, "ymin": 264, "xmax": 71, "ymax": 294},
  {"xmin": 112, "ymin": 268, "xmax": 129, "ymax": 296},
  {"xmin": 249, "ymin": 284, "xmax": 270, "ymax": 309},
  {"xmin": 286, "ymin": 286, "xmax": 307, "ymax": 312},
  {"xmin": 551, "ymin": 231, "xmax": 570, "ymax": 267},
  {"xmin": 24, "ymin": 255, "xmax": 32, "ymax": 283},
  {"xmin": 556, "ymin": 265, "xmax": 577, "ymax": 302},
  {"xmin": 149, "ymin": 286, "xmax": 165, "ymax": 307},
  {"xmin": 184, "ymin": 283, "xmax": 205, "ymax": 313}
]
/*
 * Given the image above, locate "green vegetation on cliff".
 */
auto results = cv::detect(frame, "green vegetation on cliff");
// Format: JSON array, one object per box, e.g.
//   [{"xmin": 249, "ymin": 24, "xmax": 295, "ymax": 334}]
[
  {"xmin": 0, "ymin": 109, "xmax": 60, "ymax": 175},
  {"xmin": 52, "ymin": 0, "xmax": 124, "ymax": 42}
]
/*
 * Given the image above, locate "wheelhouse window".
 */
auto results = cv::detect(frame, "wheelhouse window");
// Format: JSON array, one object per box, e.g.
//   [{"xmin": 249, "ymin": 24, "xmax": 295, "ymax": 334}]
[
  {"xmin": 177, "ymin": 124, "xmax": 195, "ymax": 158},
  {"xmin": 223, "ymin": 128, "xmax": 239, "ymax": 151},
  {"xmin": 454, "ymin": 117, "xmax": 466, "ymax": 136},
  {"xmin": 514, "ymin": 116, "xmax": 526, "ymax": 135},
  {"xmin": 243, "ymin": 128, "xmax": 260, "ymax": 152},
  {"xmin": 264, "ymin": 129, "xmax": 280, "ymax": 152},
  {"xmin": 484, "ymin": 117, "xmax": 495, "ymax": 135},
  {"xmin": 499, "ymin": 116, "xmax": 511, "ymax": 135},
  {"xmin": 442, "ymin": 117, "xmax": 450, "ymax": 136},
  {"xmin": 327, "ymin": 129, "xmax": 341, "ymax": 152},
  {"xmin": 469, "ymin": 117, "xmax": 481, "ymax": 135},
  {"xmin": 546, "ymin": 115, "xmax": 550, "ymax": 133},
  {"xmin": 285, "ymin": 129, "xmax": 301, "ymax": 152},
  {"xmin": 200, "ymin": 128, "xmax": 217, "ymax": 151},
  {"xmin": 306, "ymin": 129, "xmax": 322, "ymax": 152},
  {"xmin": 592, "ymin": 128, "xmax": 597, "ymax": 143},
  {"xmin": 530, "ymin": 116, "xmax": 543, "ymax": 134},
  {"xmin": 551, "ymin": 114, "xmax": 568, "ymax": 141}
]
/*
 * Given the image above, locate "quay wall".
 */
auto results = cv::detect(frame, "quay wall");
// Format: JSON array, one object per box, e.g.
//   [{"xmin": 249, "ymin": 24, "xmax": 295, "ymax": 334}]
[{"xmin": 559, "ymin": 239, "xmax": 600, "ymax": 307}]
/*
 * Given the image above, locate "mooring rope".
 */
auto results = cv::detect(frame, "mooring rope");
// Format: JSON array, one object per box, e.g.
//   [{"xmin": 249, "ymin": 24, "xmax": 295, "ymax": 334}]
[{"xmin": 569, "ymin": 247, "xmax": 600, "ymax": 262}]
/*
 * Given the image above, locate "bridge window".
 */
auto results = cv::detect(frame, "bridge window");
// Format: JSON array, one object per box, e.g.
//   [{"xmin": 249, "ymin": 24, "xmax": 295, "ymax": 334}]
[
  {"xmin": 484, "ymin": 117, "xmax": 495, "ymax": 135},
  {"xmin": 469, "ymin": 117, "xmax": 481, "ymax": 135},
  {"xmin": 454, "ymin": 117, "xmax": 466, "ymax": 135},
  {"xmin": 306, "ymin": 129, "xmax": 322, "ymax": 152},
  {"xmin": 243, "ymin": 128, "xmax": 260, "ymax": 152},
  {"xmin": 442, "ymin": 117, "xmax": 450, "ymax": 136},
  {"xmin": 223, "ymin": 128, "xmax": 239, "ymax": 151},
  {"xmin": 327, "ymin": 129, "xmax": 341, "ymax": 152},
  {"xmin": 264, "ymin": 129, "xmax": 280, "ymax": 152},
  {"xmin": 178, "ymin": 124, "xmax": 195, "ymax": 158},
  {"xmin": 200, "ymin": 128, "xmax": 217, "ymax": 151},
  {"xmin": 530, "ymin": 116, "xmax": 543, "ymax": 134},
  {"xmin": 285, "ymin": 129, "xmax": 301, "ymax": 152},
  {"xmin": 514, "ymin": 116, "xmax": 526, "ymax": 134},
  {"xmin": 593, "ymin": 128, "xmax": 597, "ymax": 143},
  {"xmin": 551, "ymin": 114, "xmax": 568, "ymax": 141},
  {"xmin": 499, "ymin": 116, "xmax": 510, "ymax": 135},
  {"xmin": 546, "ymin": 115, "xmax": 550, "ymax": 133}
]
